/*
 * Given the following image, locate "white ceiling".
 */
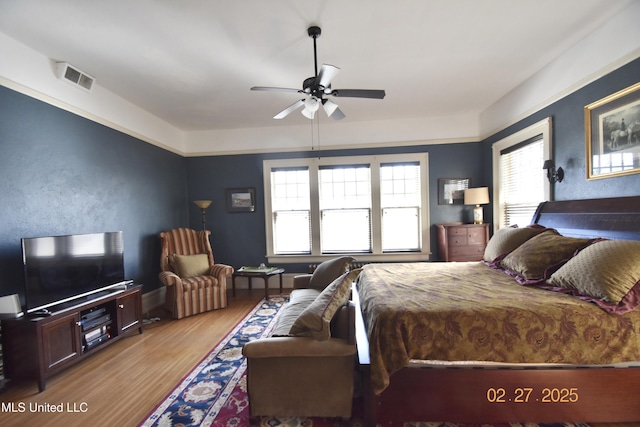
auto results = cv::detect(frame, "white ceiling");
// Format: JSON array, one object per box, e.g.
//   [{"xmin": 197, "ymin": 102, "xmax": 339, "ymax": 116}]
[{"xmin": 0, "ymin": 0, "xmax": 636, "ymax": 134}]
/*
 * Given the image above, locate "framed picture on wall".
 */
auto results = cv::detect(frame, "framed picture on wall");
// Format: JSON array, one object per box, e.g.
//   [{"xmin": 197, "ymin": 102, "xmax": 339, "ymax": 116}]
[
  {"xmin": 585, "ymin": 82, "xmax": 640, "ymax": 180},
  {"xmin": 438, "ymin": 178, "xmax": 470, "ymax": 205},
  {"xmin": 226, "ymin": 187, "xmax": 256, "ymax": 212}
]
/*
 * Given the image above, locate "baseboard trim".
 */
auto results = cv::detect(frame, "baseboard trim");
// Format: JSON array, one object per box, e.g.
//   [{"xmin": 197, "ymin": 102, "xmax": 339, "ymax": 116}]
[{"xmin": 142, "ymin": 286, "xmax": 165, "ymax": 314}]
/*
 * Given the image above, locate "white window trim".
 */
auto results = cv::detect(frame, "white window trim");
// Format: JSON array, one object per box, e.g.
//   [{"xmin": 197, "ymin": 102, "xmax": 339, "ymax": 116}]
[
  {"xmin": 264, "ymin": 153, "xmax": 430, "ymax": 264},
  {"xmin": 491, "ymin": 117, "xmax": 553, "ymax": 232}
]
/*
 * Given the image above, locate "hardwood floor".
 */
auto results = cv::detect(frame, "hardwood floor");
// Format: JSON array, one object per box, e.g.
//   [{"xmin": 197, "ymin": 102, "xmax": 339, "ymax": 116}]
[{"xmin": 0, "ymin": 289, "xmax": 638, "ymax": 427}]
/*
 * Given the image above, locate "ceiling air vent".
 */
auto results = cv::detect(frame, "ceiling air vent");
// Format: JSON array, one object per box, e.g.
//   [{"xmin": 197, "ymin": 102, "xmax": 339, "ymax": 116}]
[{"xmin": 56, "ymin": 62, "xmax": 95, "ymax": 91}]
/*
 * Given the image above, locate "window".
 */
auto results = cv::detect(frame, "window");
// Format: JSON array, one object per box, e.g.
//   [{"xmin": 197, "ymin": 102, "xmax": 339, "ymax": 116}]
[
  {"xmin": 492, "ymin": 117, "xmax": 552, "ymax": 229},
  {"xmin": 500, "ymin": 136, "xmax": 544, "ymax": 226},
  {"xmin": 271, "ymin": 167, "xmax": 310, "ymax": 254},
  {"xmin": 264, "ymin": 154, "xmax": 429, "ymax": 263},
  {"xmin": 380, "ymin": 163, "xmax": 421, "ymax": 252},
  {"xmin": 319, "ymin": 165, "xmax": 372, "ymax": 253}
]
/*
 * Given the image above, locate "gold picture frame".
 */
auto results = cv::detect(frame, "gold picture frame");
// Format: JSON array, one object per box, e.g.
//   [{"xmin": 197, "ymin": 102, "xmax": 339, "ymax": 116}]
[{"xmin": 585, "ymin": 82, "xmax": 640, "ymax": 180}]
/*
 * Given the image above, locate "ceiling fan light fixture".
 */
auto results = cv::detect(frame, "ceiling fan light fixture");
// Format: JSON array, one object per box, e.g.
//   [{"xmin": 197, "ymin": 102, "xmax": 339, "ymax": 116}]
[
  {"xmin": 301, "ymin": 108, "xmax": 315, "ymax": 119},
  {"xmin": 323, "ymin": 99, "xmax": 339, "ymax": 117},
  {"xmin": 304, "ymin": 96, "xmax": 320, "ymax": 112},
  {"xmin": 302, "ymin": 96, "xmax": 320, "ymax": 119}
]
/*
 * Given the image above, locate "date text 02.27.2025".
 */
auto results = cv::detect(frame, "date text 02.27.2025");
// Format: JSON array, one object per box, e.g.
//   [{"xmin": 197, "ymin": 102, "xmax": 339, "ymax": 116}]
[{"xmin": 487, "ymin": 387, "xmax": 579, "ymax": 403}]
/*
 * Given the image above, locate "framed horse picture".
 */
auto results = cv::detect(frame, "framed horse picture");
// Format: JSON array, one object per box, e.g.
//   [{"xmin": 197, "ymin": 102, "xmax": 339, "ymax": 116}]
[{"xmin": 585, "ymin": 81, "xmax": 640, "ymax": 179}]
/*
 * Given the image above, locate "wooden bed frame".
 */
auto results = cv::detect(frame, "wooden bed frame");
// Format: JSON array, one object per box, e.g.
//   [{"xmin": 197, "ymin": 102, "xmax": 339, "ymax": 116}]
[{"xmin": 354, "ymin": 195, "xmax": 640, "ymax": 426}]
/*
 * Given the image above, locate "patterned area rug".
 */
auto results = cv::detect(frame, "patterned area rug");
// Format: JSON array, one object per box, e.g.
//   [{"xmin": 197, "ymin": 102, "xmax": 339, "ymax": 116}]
[{"xmin": 138, "ymin": 296, "xmax": 591, "ymax": 427}]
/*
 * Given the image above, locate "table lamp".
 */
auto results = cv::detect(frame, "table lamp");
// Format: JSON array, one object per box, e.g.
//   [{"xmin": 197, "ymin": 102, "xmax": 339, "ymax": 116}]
[{"xmin": 464, "ymin": 187, "xmax": 490, "ymax": 224}]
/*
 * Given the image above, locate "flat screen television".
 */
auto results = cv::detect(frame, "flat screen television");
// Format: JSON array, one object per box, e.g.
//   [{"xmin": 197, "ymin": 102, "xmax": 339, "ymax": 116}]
[{"xmin": 22, "ymin": 231, "xmax": 127, "ymax": 314}]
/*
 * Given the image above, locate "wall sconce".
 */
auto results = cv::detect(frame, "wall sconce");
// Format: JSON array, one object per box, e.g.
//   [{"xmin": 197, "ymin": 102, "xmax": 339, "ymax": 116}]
[
  {"xmin": 542, "ymin": 160, "xmax": 564, "ymax": 183},
  {"xmin": 193, "ymin": 200, "xmax": 212, "ymax": 230},
  {"xmin": 464, "ymin": 187, "xmax": 490, "ymax": 224}
]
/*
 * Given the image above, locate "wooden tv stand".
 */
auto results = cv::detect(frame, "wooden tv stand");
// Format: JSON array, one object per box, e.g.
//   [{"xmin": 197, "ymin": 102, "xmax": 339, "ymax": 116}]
[{"xmin": 1, "ymin": 284, "xmax": 143, "ymax": 392}]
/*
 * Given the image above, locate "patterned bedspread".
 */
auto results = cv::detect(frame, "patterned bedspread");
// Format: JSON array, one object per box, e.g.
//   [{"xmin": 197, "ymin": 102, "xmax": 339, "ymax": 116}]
[{"xmin": 357, "ymin": 262, "xmax": 640, "ymax": 395}]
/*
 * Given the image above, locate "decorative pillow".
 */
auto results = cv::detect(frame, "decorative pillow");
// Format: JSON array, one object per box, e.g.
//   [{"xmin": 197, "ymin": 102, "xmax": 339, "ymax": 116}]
[
  {"xmin": 290, "ymin": 268, "xmax": 361, "ymax": 340},
  {"xmin": 483, "ymin": 225, "xmax": 545, "ymax": 263},
  {"xmin": 270, "ymin": 301, "xmax": 309, "ymax": 336},
  {"xmin": 499, "ymin": 231, "xmax": 594, "ymax": 284},
  {"xmin": 170, "ymin": 254, "xmax": 210, "ymax": 278},
  {"xmin": 308, "ymin": 256, "xmax": 355, "ymax": 290},
  {"xmin": 547, "ymin": 240, "xmax": 640, "ymax": 304}
]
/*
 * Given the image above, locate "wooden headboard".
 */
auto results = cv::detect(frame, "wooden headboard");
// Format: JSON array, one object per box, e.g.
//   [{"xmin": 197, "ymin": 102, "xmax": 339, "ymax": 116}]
[{"xmin": 532, "ymin": 195, "xmax": 640, "ymax": 241}]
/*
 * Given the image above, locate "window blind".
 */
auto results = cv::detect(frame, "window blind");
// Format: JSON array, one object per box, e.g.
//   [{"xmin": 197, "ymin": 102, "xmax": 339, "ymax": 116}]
[{"xmin": 500, "ymin": 135, "xmax": 544, "ymax": 227}]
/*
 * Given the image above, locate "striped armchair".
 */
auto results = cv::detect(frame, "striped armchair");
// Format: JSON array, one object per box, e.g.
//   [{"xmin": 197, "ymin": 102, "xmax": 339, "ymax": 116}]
[{"xmin": 159, "ymin": 228, "xmax": 233, "ymax": 319}]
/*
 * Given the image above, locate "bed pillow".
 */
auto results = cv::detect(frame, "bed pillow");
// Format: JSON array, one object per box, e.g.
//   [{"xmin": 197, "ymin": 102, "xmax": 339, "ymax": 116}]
[
  {"xmin": 290, "ymin": 268, "xmax": 361, "ymax": 340},
  {"xmin": 547, "ymin": 240, "xmax": 640, "ymax": 305},
  {"xmin": 499, "ymin": 231, "xmax": 594, "ymax": 284},
  {"xmin": 483, "ymin": 225, "xmax": 545, "ymax": 263},
  {"xmin": 308, "ymin": 256, "xmax": 355, "ymax": 290},
  {"xmin": 170, "ymin": 254, "xmax": 210, "ymax": 277}
]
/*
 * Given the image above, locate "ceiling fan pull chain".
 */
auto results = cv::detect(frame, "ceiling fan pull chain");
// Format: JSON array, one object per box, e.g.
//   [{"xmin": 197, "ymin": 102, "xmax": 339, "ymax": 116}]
[
  {"xmin": 310, "ymin": 117, "xmax": 315, "ymax": 152},
  {"xmin": 316, "ymin": 115, "xmax": 321, "ymax": 156}
]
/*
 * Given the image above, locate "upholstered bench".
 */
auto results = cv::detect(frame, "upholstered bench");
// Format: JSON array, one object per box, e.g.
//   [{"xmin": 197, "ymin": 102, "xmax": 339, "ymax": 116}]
[{"xmin": 242, "ymin": 257, "xmax": 359, "ymax": 418}]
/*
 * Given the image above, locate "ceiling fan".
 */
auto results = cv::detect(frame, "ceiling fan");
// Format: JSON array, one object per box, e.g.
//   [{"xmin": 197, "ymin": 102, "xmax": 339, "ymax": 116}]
[{"xmin": 251, "ymin": 26, "xmax": 386, "ymax": 121}]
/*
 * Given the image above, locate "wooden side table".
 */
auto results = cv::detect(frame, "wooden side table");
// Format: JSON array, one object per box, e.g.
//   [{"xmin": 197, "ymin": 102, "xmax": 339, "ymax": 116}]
[
  {"xmin": 436, "ymin": 222, "xmax": 491, "ymax": 262},
  {"xmin": 232, "ymin": 267, "xmax": 285, "ymax": 299}
]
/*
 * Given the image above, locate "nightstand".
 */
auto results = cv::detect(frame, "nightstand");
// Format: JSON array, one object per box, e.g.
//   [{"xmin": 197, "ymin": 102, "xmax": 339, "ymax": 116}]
[{"xmin": 436, "ymin": 223, "xmax": 491, "ymax": 262}]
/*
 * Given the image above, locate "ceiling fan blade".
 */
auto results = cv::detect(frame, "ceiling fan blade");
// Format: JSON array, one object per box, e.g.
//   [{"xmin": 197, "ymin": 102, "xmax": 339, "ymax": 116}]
[
  {"xmin": 330, "ymin": 107, "xmax": 345, "ymax": 121},
  {"xmin": 274, "ymin": 99, "xmax": 305, "ymax": 119},
  {"xmin": 322, "ymin": 98, "xmax": 344, "ymax": 120},
  {"xmin": 251, "ymin": 86, "xmax": 302, "ymax": 94},
  {"xmin": 330, "ymin": 89, "xmax": 386, "ymax": 99},
  {"xmin": 317, "ymin": 64, "xmax": 340, "ymax": 88}
]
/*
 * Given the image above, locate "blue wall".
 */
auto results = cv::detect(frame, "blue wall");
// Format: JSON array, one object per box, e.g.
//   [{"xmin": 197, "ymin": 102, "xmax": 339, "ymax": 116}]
[
  {"xmin": 482, "ymin": 57, "xmax": 640, "ymax": 203},
  {"xmin": 0, "ymin": 86, "xmax": 188, "ymax": 300},
  {"xmin": 1, "ymin": 56, "xmax": 638, "ymax": 300},
  {"xmin": 186, "ymin": 142, "xmax": 485, "ymax": 271}
]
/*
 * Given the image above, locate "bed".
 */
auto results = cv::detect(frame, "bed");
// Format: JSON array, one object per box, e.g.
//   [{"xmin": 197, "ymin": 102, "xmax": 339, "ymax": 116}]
[{"xmin": 354, "ymin": 195, "xmax": 640, "ymax": 425}]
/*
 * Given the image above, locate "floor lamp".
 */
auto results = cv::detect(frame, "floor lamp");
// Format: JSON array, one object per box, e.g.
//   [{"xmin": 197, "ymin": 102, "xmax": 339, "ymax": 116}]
[{"xmin": 193, "ymin": 200, "xmax": 212, "ymax": 230}]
